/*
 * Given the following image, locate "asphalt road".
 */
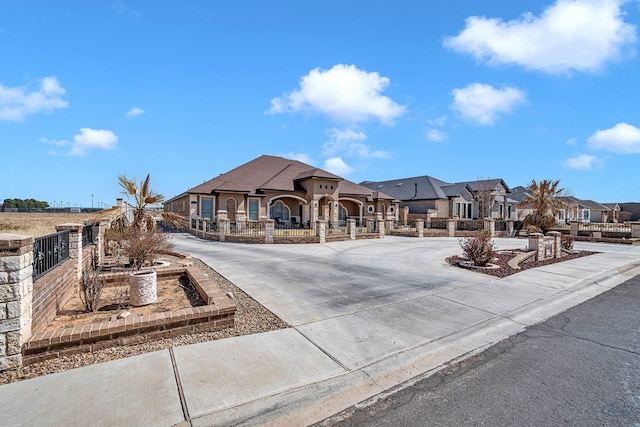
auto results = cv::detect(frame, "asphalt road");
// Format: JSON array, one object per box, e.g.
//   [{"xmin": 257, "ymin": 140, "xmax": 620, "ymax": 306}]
[{"xmin": 322, "ymin": 274, "xmax": 640, "ymax": 427}]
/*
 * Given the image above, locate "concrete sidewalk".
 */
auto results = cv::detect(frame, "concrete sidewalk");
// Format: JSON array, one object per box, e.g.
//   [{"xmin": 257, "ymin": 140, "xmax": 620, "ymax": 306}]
[{"xmin": 1, "ymin": 236, "xmax": 639, "ymax": 426}]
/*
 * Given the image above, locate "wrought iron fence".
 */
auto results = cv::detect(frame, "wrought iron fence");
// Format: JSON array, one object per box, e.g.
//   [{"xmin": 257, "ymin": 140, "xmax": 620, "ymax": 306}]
[
  {"xmin": 578, "ymin": 222, "xmax": 631, "ymax": 232},
  {"xmin": 428, "ymin": 219, "xmax": 447, "ymax": 230},
  {"xmin": 228, "ymin": 221, "xmax": 266, "ymax": 236},
  {"xmin": 82, "ymin": 224, "xmax": 95, "ymax": 247},
  {"xmin": 495, "ymin": 220, "xmax": 507, "ymax": 232},
  {"xmin": 456, "ymin": 220, "xmax": 484, "ymax": 231},
  {"xmin": 33, "ymin": 230, "xmax": 70, "ymax": 279}
]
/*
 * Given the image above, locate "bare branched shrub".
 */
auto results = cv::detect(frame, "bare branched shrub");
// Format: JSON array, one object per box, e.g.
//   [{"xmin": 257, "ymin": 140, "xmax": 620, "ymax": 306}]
[
  {"xmin": 460, "ymin": 231, "xmax": 497, "ymax": 267},
  {"xmin": 561, "ymin": 234, "xmax": 575, "ymax": 250},
  {"xmin": 119, "ymin": 227, "xmax": 174, "ymax": 270},
  {"xmin": 80, "ymin": 248, "xmax": 105, "ymax": 312}
]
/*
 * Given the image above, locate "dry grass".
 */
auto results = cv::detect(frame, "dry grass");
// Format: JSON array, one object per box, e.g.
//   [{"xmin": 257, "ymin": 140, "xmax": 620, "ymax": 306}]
[{"xmin": 0, "ymin": 212, "xmax": 98, "ymax": 237}]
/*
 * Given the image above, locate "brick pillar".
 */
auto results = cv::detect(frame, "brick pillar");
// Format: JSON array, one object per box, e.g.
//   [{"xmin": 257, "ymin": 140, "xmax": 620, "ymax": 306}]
[
  {"xmin": 528, "ymin": 233, "xmax": 544, "ymax": 261},
  {"xmin": 376, "ymin": 213, "xmax": 385, "ymax": 238},
  {"xmin": 547, "ymin": 231, "xmax": 562, "ymax": 258},
  {"xmin": 402, "ymin": 207, "xmax": 409, "ymax": 226},
  {"xmin": 484, "ymin": 219, "xmax": 495, "ymax": 237},
  {"xmin": 447, "ymin": 219, "xmax": 456, "ymax": 237},
  {"xmin": 570, "ymin": 221, "xmax": 579, "ymax": 237},
  {"xmin": 416, "ymin": 219, "xmax": 424, "ymax": 238},
  {"xmin": 347, "ymin": 219, "xmax": 356, "ymax": 240},
  {"xmin": 631, "ymin": 222, "xmax": 640, "ymax": 238},
  {"xmin": 265, "ymin": 219, "xmax": 275, "ymax": 244},
  {"xmin": 97, "ymin": 218, "xmax": 110, "ymax": 264},
  {"xmin": 316, "ymin": 220, "xmax": 326, "ymax": 243},
  {"xmin": 0, "ymin": 234, "xmax": 34, "ymax": 371},
  {"xmin": 385, "ymin": 219, "xmax": 393, "ymax": 233},
  {"xmin": 219, "ymin": 219, "xmax": 227, "ymax": 242},
  {"xmin": 506, "ymin": 220, "xmax": 514, "ymax": 237},
  {"xmin": 55, "ymin": 224, "xmax": 83, "ymax": 286}
]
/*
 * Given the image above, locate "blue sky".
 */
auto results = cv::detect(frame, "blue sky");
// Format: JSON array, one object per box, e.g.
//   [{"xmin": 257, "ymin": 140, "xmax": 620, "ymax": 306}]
[{"xmin": 2, "ymin": 0, "xmax": 640, "ymax": 208}]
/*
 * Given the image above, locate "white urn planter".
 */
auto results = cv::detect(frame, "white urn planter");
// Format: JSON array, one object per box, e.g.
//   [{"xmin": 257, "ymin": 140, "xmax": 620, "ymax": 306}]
[{"xmin": 129, "ymin": 270, "xmax": 157, "ymax": 306}]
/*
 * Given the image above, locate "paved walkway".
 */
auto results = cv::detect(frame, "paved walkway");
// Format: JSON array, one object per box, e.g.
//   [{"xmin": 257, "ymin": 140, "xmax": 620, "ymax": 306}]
[{"xmin": 1, "ymin": 236, "xmax": 639, "ymax": 426}]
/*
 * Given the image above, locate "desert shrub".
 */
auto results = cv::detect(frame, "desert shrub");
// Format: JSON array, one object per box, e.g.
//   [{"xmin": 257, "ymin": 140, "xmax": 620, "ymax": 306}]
[
  {"xmin": 460, "ymin": 231, "xmax": 497, "ymax": 267},
  {"xmin": 523, "ymin": 213, "xmax": 557, "ymax": 233},
  {"xmin": 80, "ymin": 248, "xmax": 104, "ymax": 312},
  {"xmin": 561, "ymin": 234, "xmax": 575, "ymax": 250},
  {"xmin": 527, "ymin": 225, "xmax": 543, "ymax": 235},
  {"xmin": 119, "ymin": 227, "xmax": 174, "ymax": 270}
]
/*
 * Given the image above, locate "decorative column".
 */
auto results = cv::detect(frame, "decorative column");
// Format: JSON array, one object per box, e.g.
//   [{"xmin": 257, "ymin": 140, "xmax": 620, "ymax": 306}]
[
  {"xmin": 376, "ymin": 213, "xmax": 385, "ymax": 238},
  {"xmin": 97, "ymin": 218, "xmax": 110, "ymax": 264},
  {"xmin": 0, "ymin": 234, "xmax": 34, "ymax": 371},
  {"xmin": 264, "ymin": 219, "xmax": 274, "ymax": 244},
  {"xmin": 219, "ymin": 218, "xmax": 227, "ymax": 242},
  {"xmin": 401, "ymin": 207, "xmax": 409, "ymax": 226},
  {"xmin": 484, "ymin": 218, "xmax": 495, "ymax": 237},
  {"xmin": 528, "ymin": 233, "xmax": 544, "ymax": 261},
  {"xmin": 316, "ymin": 220, "xmax": 326, "ymax": 244},
  {"xmin": 631, "ymin": 222, "xmax": 640, "ymax": 238},
  {"xmin": 569, "ymin": 221, "xmax": 579, "ymax": 237},
  {"xmin": 506, "ymin": 220, "xmax": 514, "ymax": 237},
  {"xmin": 347, "ymin": 219, "xmax": 356, "ymax": 240},
  {"xmin": 55, "ymin": 224, "xmax": 83, "ymax": 287},
  {"xmin": 547, "ymin": 231, "xmax": 562, "ymax": 258},
  {"xmin": 416, "ymin": 219, "xmax": 424, "ymax": 238},
  {"xmin": 447, "ymin": 218, "xmax": 456, "ymax": 237}
]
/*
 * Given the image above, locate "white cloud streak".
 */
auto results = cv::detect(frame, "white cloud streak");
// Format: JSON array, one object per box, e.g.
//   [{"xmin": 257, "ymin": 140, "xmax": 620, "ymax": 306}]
[
  {"xmin": 451, "ymin": 83, "xmax": 526, "ymax": 125},
  {"xmin": 125, "ymin": 106, "xmax": 145, "ymax": 117},
  {"xmin": 323, "ymin": 157, "xmax": 354, "ymax": 176},
  {"xmin": 564, "ymin": 153, "xmax": 598, "ymax": 169},
  {"xmin": 268, "ymin": 64, "xmax": 406, "ymax": 125},
  {"xmin": 426, "ymin": 129, "xmax": 448, "ymax": 142},
  {"xmin": 0, "ymin": 76, "xmax": 68, "ymax": 121},
  {"xmin": 588, "ymin": 122, "xmax": 640, "ymax": 153},
  {"xmin": 444, "ymin": 0, "xmax": 637, "ymax": 74},
  {"xmin": 68, "ymin": 128, "xmax": 119, "ymax": 156}
]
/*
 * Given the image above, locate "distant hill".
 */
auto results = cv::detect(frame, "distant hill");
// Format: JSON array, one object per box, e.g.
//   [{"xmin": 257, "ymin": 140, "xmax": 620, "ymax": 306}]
[{"xmin": 618, "ymin": 203, "xmax": 640, "ymax": 221}]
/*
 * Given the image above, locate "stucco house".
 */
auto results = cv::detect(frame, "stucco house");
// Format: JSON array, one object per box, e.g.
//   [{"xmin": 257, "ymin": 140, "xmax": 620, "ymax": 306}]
[
  {"xmin": 164, "ymin": 155, "xmax": 400, "ymax": 227},
  {"xmin": 360, "ymin": 176, "xmax": 515, "ymax": 220},
  {"xmin": 558, "ymin": 197, "xmax": 611, "ymax": 223}
]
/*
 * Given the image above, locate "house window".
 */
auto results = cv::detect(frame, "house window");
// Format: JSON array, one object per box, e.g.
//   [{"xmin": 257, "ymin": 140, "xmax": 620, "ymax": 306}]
[
  {"xmin": 270, "ymin": 200, "xmax": 290, "ymax": 221},
  {"xmin": 559, "ymin": 209, "xmax": 566, "ymax": 223},
  {"xmin": 248, "ymin": 199, "xmax": 259, "ymax": 221},
  {"xmin": 201, "ymin": 198, "xmax": 214, "ymax": 221},
  {"xmin": 499, "ymin": 205, "xmax": 504, "ymax": 218},
  {"xmin": 582, "ymin": 209, "xmax": 590, "ymax": 222},
  {"xmin": 507, "ymin": 205, "xmax": 512, "ymax": 219}
]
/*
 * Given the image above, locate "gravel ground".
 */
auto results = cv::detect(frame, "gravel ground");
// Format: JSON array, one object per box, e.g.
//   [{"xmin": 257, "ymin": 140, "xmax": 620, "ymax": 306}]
[{"xmin": 0, "ymin": 258, "xmax": 289, "ymax": 385}]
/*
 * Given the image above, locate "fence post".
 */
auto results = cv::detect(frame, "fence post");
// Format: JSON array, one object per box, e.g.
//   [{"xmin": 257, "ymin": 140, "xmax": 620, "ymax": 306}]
[
  {"xmin": 547, "ymin": 231, "xmax": 562, "ymax": 258},
  {"xmin": 401, "ymin": 207, "xmax": 409, "ymax": 226},
  {"xmin": 0, "ymin": 233, "xmax": 34, "ymax": 371},
  {"xmin": 265, "ymin": 220, "xmax": 274, "ymax": 244},
  {"xmin": 506, "ymin": 220, "xmax": 514, "ymax": 237},
  {"xmin": 316, "ymin": 220, "xmax": 326, "ymax": 243},
  {"xmin": 55, "ymin": 224, "xmax": 83, "ymax": 287},
  {"xmin": 416, "ymin": 219, "xmax": 424, "ymax": 238},
  {"xmin": 570, "ymin": 221, "xmax": 579, "ymax": 237},
  {"xmin": 376, "ymin": 213, "xmax": 385, "ymax": 238},
  {"xmin": 528, "ymin": 233, "xmax": 544, "ymax": 261},
  {"xmin": 484, "ymin": 219, "xmax": 495, "ymax": 237},
  {"xmin": 631, "ymin": 222, "xmax": 640, "ymax": 238},
  {"xmin": 347, "ymin": 219, "xmax": 356, "ymax": 240},
  {"xmin": 219, "ymin": 219, "xmax": 227, "ymax": 242},
  {"xmin": 97, "ymin": 218, "xmax": 110, "ymax": 265},
  {"xmin": 447, "ymin": 219, "xmax": 456, "ymax": 237}
]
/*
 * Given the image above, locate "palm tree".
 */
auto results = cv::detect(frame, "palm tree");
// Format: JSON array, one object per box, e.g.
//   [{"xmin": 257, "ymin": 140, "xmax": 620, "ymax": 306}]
[
  {"xmin": 110, "ymin": 173, "xmax": 187, "ymax": 232},
  {"xmin": 518, "ymin": 179, "xmax": 567, "ymax": 232}
]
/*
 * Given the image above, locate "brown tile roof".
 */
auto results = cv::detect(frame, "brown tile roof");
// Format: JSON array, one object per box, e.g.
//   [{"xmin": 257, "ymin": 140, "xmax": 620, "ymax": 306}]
[{"xmin": 185, "ymin": 154, "xmax": 396, "ymax": 200}]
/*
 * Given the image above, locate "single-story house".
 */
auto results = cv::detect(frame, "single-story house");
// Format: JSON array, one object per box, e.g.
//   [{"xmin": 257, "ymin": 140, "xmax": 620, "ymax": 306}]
[
  {"xmin": 360, "ymin": 176, "xmax": 516, "ymax": 220},
  {"xmin": 558, "ymin": 197, "xmax": 611, "ymax": 223},
  {"xmin": 164, "ymin": 155, "xmax": 400, "ymax": 226}
]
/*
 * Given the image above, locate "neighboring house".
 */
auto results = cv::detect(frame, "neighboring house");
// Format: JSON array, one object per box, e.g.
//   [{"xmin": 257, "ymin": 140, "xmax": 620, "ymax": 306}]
[
  {"xmin": 602, "ymin": 203, "xmax": 621, "ymax": 222},
  {"xmin": 360, "ymin": 176, "xmax": 515, "ymax": 220},
  {"xmin": 618, "ymin": 202, "xmax": 640, "ymax": 221},
  {"xmin": 558, "ymin": 197, "xmax": 611, "ymax": 223},
  {"xmin": 164, "ymin": 155, "xmax": 399, "ymax": 226}
]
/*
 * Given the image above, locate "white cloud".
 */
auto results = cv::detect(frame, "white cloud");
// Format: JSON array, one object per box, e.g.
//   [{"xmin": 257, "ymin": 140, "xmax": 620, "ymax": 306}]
[
  {"xmin": 0, "ymin": 76, "xmax": 68, "ymax": 121},
  {"xmin": 564, "ymin": 153, "xmax": 598, "ymax": 169},
  {"xmin": 323, "ymin": 157, "xmax": 354, "ymax": 176},
  {"xmin": 68, "ymin": 128, "xmax": 119, "ymax": 156},
  {"xmin": 279, "ymin": 152, "xmax": 315, "ymax": 165},
  {"xmin": 566, "ymin": 137, "xmax": 577, "ymax": 145},
  {"xmin": 268, "ymin": 64, "xmax": 406, "ymax": 125},
  {"xmin": 444, "ymin": 0, "xmax": 637, "ymax": 74},
  {"xmin": 321, "ymin": 127, "xmax": 387, "ymax": 159},
  {"xmin": 40, "ymin": 137, "xmax": 69, "ymax": 147},
  {"xmin": 125, "ymin": 106, "xmax": 145, "ymax": 117},
  {"xmin": 451, "ymin": 83, "xmax": 526, "ymax": 125},
  {"xmin": 427, "ymin": 115, "xmax": 447, "ymax": 127},
  {"xmin": 426, "ymin": 129, "xmax": 448, "ymax": 142},
  {"xmin": 588, "ymin": 122, "xmax": 640, "ymax": 153}
]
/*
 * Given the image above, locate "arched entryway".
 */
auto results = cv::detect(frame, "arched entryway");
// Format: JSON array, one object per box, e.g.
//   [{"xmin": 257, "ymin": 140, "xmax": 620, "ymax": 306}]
[{"xmin": 226, "ymin": 198, "xmax": 237, "ymax": 221}]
